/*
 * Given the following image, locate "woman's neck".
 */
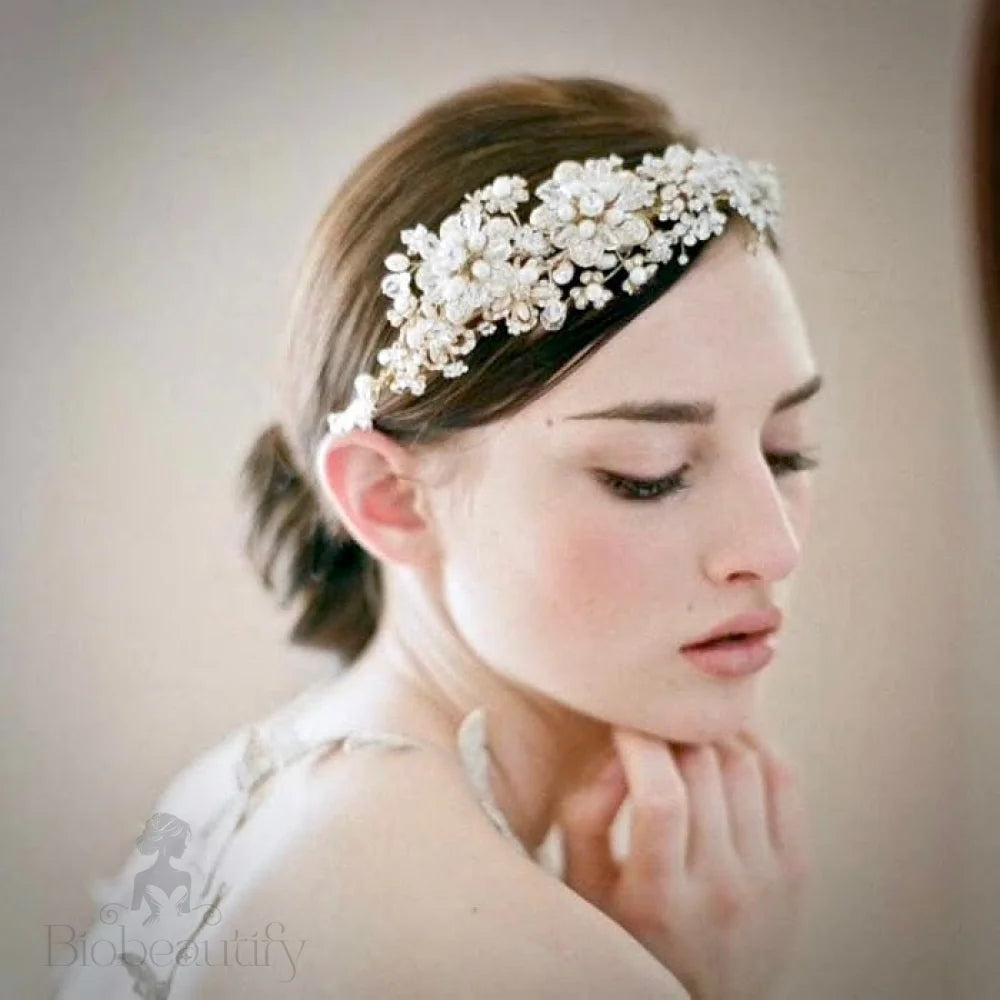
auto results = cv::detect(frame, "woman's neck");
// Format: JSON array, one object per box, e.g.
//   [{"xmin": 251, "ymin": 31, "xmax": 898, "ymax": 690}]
[{"xmin": 321, "ymin": 600, "xmax": 616, "ymax": 855}]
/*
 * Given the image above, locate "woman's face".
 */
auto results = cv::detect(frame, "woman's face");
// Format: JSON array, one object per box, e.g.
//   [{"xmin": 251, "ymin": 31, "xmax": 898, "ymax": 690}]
[{"xmin": 427, "ymin": 227, "xmax": 822, "ymax": 742}]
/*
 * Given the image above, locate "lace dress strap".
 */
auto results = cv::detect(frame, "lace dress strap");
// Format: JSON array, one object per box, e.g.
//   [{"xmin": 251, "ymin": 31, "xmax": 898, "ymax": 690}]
[
  {"xmin": 237, "ymin": 695, "xmax": 532, "ymax": 860},
  {"xmin": 455, "ymin": 707, "xmax": 530, "ymax": 856}
]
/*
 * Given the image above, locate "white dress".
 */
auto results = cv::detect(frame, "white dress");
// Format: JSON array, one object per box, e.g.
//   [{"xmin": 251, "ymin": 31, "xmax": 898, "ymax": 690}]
[{"xmin": 48, "ymin": 679, "xmax": 563, "ymax": 999}]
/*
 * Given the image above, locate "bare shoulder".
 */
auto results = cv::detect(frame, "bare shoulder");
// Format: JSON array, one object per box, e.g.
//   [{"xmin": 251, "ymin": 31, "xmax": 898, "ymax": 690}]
[{"xmin": 187, "ymin": 739, "xmax": 687, "ymax": 999}]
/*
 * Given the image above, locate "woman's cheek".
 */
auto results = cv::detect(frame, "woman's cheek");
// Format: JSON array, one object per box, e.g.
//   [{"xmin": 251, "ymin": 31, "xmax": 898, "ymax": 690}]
[{"xmin": 532, "ymin": 511, "xmax": 656, "ymax": 632}]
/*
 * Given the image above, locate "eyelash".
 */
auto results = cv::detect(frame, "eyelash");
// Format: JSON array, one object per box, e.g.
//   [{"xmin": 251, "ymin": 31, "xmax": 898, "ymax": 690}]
[{"xmin": 598, "ymin": 450, "xmax": 822, "ymax": 503}]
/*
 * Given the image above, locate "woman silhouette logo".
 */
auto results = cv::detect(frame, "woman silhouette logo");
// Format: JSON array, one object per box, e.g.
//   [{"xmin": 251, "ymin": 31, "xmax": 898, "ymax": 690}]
[{"xmin": 130, "ymin": 812, "xmax": 193, "ymax": 927}]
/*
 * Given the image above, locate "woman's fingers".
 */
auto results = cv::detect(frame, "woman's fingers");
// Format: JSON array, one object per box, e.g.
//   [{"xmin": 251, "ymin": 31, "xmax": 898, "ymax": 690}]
[
  {"xmin": 558, "ymin": 753, "xmax": 629, "ymax": 907},
  {"xmin": 739, "ymin": 728, "xmax": 810, "ymax": 880},
  {"xmin": 715, "ymin": 735, "xmax": 772, "ymax": 867},
  {"xmin": 674, "ymin": 744, "xmax": 734, "ymax": 870},
  {"xmin": 562, "ymin": 724, "xmax": 810, "ymax": 1000},
  {"xmin": 612, "ymin": 728, "xmax": 689, "ymax": 883}
]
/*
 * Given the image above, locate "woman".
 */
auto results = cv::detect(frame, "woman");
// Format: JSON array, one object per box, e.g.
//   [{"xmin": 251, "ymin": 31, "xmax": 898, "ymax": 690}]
[{"xmin": 53, "ymin": 74, "xmax": 819, "ymax": 1000}]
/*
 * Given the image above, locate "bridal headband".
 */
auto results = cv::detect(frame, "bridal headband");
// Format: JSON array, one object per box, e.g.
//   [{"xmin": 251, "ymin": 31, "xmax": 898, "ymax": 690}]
[{"xmin": 321, "ymin": 143, "xmax": 782, "ymax": 440}]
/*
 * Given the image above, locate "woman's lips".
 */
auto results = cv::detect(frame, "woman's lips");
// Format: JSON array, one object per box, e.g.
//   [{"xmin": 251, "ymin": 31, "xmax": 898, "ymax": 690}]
[{"xmin": 680, "ymin": 630, "xmax": 777, "ymax": 679}]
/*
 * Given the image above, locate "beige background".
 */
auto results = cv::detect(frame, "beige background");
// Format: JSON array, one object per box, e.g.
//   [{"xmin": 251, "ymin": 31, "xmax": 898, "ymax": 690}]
[{"xmin": 2, "ymin": 1, "xmax": 998, "ymax": 997}]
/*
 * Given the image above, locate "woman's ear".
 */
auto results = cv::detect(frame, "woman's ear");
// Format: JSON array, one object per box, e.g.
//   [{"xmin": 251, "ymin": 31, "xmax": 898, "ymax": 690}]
[{"xmin": 313, "ymin": 430, "xmax": 438, "ymax": 568}]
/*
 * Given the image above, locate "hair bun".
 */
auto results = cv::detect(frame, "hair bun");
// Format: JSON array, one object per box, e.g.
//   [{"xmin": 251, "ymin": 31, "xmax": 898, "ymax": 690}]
[{"xmin": 239, "ymin": 422, "xmax": 377, "ymax": 660}]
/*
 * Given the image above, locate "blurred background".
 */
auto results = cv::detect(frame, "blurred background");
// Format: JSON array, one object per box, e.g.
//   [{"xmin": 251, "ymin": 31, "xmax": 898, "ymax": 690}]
[{"xmin": 2, "ymin": 1, "xmax": 998, "ymax": 997}]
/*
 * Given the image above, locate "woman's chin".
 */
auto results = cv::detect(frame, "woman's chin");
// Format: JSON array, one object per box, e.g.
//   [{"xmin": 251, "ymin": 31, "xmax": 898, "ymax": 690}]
[{"xmin": 638, "ymin": 697, "xmax": 758, "ymax": 746}]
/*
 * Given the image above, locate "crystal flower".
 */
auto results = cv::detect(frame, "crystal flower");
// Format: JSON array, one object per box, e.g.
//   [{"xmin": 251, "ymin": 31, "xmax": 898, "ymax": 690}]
[{"xmin": 323, "ymin": 143, "xmax": 782, "ymax": 437}]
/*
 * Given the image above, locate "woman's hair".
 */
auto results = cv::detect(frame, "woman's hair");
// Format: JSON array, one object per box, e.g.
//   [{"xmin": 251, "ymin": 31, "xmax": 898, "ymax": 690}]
[{"xmin": 239, "ymin": 73, "xmax": 779, "ymax": 666}]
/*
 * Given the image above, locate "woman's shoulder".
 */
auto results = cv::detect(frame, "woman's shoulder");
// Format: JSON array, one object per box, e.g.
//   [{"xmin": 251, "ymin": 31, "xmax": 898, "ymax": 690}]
[
  {"xmin": 56, "ymin": 681, "xmax": 687, "ymax": 999},
  {"xmin": 185, "ymin": 741, "xmax": 688, "ymax": 999}
]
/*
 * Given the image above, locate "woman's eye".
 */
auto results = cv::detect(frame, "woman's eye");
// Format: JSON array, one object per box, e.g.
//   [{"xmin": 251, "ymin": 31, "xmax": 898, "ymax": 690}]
[
  {"xmin": 596, "ymin": 465, "xmax": 692, "ymax": 502},
  {"xmin": 767, "ymin": 449, "xmax": 822, "ymax": 475},
  {"xmin": 597, "ymin": 450, "xmax": 821, "ymax": 503}
]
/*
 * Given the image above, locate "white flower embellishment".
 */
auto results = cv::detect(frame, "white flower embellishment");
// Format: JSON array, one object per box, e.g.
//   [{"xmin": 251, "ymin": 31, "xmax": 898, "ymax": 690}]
[{"xmin": 325, "ymin": 143, "xmax": 781, "ymax": 437}]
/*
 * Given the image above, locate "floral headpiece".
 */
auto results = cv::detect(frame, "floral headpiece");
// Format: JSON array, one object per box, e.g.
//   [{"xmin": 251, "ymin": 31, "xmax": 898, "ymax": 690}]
[{"xmin": 322, "ymin": 143, "xmax": 782, "ymax": 438}]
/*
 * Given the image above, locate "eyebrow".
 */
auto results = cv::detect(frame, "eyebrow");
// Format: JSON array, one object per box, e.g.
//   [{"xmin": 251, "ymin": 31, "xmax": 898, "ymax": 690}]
[{"xmin": 563, "ymin": 373, "xmax": 824, "ymax": 424}]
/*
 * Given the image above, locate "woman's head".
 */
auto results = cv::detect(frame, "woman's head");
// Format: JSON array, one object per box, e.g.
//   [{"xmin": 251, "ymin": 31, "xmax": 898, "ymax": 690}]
[{"xmin": 240, "ymin": 75, "xmax": 819, "ymax": 738}]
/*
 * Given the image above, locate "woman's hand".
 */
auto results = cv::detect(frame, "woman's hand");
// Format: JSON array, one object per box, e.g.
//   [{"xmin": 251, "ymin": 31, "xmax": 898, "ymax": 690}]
[{"xmin": 556, "ymin": 726, "xmax": 810, "ymax": 1000}]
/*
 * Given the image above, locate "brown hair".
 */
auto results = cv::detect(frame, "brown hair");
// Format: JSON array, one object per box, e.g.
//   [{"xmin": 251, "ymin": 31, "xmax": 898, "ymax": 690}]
[{"xmin": 239, "ymin": 73, "xmax": 779, "ymax": 666}]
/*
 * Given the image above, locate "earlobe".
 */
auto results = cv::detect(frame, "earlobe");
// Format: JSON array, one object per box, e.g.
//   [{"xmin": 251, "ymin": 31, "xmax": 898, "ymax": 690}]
[{"xmin": 313, "ymin": 430, "xmax": 437, "ymax": 568}]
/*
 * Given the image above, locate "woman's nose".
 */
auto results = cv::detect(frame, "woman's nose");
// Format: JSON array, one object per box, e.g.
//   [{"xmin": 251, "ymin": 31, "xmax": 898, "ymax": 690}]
[{"xmin": 700, "ymin": 461, "xmax": 803, "ymax": 585}]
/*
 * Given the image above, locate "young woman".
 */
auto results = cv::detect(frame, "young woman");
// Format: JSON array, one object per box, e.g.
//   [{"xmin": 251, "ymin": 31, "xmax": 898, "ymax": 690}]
[{"xmin": 53, "ymin": 74, "xmax": 820, "ymax": 1000}]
